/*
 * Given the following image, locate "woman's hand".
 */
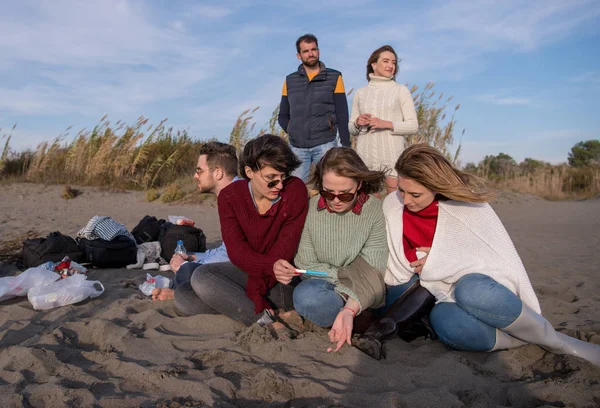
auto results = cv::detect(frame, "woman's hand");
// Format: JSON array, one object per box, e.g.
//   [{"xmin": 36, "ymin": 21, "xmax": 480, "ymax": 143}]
[
  {"xmin": 410, "ymin": 247, "xmax": 431, "ymax": 275},
  {"xmin": 327, "ymin": 308, "xmax": 355, "ymax": 352},
  {"xmin": 273, "ymin": 259, "xmax": 297, "ymax": 285},
  {"xmin": 367, "ymin": 116, "xmax": 393, "ymax": 130},
  {"xmin": 355, "ymin": 113, "xmax": 372, "ymax": 127}
]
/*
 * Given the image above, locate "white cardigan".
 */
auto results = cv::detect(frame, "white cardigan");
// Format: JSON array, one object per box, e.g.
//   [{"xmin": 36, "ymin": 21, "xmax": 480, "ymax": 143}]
[{"xmin": 383, "ymin": 192, "xmax": 542, "ymax": 313}]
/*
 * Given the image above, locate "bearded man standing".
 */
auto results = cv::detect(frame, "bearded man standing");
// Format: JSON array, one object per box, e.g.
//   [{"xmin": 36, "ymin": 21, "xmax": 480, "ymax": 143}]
[{"xmin": 278, "ymin": 33, "xmax": 351, "ymax": 182}]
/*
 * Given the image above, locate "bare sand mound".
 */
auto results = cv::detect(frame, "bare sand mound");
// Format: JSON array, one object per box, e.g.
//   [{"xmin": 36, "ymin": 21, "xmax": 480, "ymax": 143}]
[{"xmin": 0, "ymin": 184, "xmax": 599, "ymax": 407}]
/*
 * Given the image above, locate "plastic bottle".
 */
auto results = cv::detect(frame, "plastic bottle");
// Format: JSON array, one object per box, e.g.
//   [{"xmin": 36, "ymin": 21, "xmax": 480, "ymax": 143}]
[{"xmin": 174, "ymin": 240, "xmax": 187, "ymax": 257}]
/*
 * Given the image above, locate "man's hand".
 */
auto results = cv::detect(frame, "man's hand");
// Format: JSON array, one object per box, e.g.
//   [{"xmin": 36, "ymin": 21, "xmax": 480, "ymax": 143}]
[
  {"xmin": 355, "ymin": 113, "xmax": 372, "ymax": 127},
  {"xmin": 409, "ymin": 247, "xmax": 431, "ymax": 275},
  {"xmin": 170, "ymin": 253, "xmax": 195, "ymax": 273},
  {"xmin": 327, "ymin": 308, "xmax": 355, "ymax": 353},
  {"xmin": 367, "ymin": 116, "xmax": 393, "ymax": 130},
  {"xmin": 273, "ymin": 259, "xmax": 297, "ymax": 285}
]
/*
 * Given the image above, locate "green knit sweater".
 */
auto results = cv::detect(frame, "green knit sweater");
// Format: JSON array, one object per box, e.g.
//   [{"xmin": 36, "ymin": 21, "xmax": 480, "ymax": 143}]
[{"xmin": 294, "ymin": 195, "xmax": 388, "ymax": 310}]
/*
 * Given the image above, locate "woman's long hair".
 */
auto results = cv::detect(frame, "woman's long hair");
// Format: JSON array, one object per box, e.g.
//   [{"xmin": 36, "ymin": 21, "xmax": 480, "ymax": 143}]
[
  {"xmin": 311, "ymin": 147, "xmax": 386, "ymax": 195},
  {"xmin": 366, "ymin": 45, "xmax": 399, "ymax": 82},
  {"xmin": 395, "ymin": 144, "xmax": 494, "ymax": 203}
]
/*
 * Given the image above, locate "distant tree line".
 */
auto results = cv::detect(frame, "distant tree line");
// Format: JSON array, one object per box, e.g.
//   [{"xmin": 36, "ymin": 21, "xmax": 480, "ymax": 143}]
[{"xmin": 463, "ymin": 139, "xmax": 600, "ymax": 198}]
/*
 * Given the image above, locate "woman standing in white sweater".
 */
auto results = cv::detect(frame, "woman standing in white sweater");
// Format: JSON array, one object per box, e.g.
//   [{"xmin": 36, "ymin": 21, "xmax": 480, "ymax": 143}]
[
  {"xmin": 356, "ymin": 144, "xmax": 600, "ymax": 366},
  {"xmin": 349, "ymin": 45, "xmax": 418, "ymax": 194}
]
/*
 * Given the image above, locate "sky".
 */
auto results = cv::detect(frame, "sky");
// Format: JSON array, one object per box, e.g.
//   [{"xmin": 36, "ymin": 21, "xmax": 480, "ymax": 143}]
[{"xmin": 0, "ymin": 0, "xmax": 599, "ymax": 165}]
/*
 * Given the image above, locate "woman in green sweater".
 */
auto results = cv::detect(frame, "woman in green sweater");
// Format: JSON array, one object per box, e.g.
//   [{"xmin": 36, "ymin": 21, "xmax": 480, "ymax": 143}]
[{"xmin": 293, "ymin": 147, "xmax": 388, "ymax": 352}]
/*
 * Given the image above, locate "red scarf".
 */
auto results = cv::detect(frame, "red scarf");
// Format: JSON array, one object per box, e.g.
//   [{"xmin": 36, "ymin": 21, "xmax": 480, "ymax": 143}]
[{"xmin": 402, "ymin": 200, "xmax": 439, "ymax": 262}]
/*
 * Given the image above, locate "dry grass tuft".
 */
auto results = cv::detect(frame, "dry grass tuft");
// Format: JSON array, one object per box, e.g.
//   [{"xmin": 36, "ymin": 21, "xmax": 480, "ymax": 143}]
[
  {"xmin": 161, "ymin": 183, "xmax": 184, "ymax": 203},
  {"xmin": 61, "ymin": 185, "xmax": 81, "ymax": 200},
  {"xmin": 146, "ymin": 188, "xmax": 160, "ymax": 202}
]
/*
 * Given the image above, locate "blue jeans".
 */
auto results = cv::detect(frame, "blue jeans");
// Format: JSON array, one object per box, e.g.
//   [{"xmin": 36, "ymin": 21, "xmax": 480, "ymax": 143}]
[
  {"xmin": 290, "ymin": 139, "xmax": 338, "ymax": 182},
  {"xmin": 293, "ymin": 279, "xmax": 344, "ymax": 327},
  {"xmin": 385, "ymin": 274, "xmax": 523, "ymax": 351},
  {"xmin": 173, "ymin": 262, "xmax": 197, "ymax": 288}
]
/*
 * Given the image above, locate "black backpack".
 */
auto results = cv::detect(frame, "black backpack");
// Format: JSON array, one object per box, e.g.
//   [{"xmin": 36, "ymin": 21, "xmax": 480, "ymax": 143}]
[
  {"xmin": 22, "ymin": 231, "xmax": 84, "ymax": 268},
  {"xmin": 77, "ymin": 235, "xmax": 138, "ymax": 268},
  {"xmin": 158, "ymin": 223, "xmax": 206, "ymax": 261},
  {"xmin": 131, "ymin": 215, "xmax": 166, "ymax": 244}
]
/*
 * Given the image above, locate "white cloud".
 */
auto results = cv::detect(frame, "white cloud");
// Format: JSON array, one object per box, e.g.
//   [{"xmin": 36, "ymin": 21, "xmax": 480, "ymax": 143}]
[
  {"xmin": 476, "ymin": 92, "xmax": 532, "ymax": 106},
  {"xmin": 186, "ymin": 4, "xmax": 235, "ymax": 20}
]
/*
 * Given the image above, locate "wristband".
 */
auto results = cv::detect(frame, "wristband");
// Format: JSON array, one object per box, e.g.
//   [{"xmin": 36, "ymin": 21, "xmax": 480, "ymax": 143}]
[{"xmin": 342, "ymin": 307, "xmax": 357, "ymax": 318}]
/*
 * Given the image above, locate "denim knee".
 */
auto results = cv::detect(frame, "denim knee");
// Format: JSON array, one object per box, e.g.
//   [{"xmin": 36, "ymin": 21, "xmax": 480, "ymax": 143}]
[
  {"xmin": 454, "ymin": 274, "xmax": 521, "ymax": 328},
  {"xmin": 174, "ymin": 262, "xmax": 199, "ymax": 287},
  {"xmin": 430, "ymin": 302, "xmax": 497, "ymax": 352},
  {"xmin": 293, "ymin": 279, "xmax": 343, "ymax": 327}
]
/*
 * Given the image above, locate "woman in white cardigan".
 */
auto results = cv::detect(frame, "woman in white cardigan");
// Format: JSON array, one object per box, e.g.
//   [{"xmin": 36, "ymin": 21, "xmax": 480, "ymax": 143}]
[
  {"xmin": 367, "ymin": 144, "xmax": 599, "ymax": 365},
  {"xmin": 349, "ymin": 45, "xmax": 418, "ymax": 195}
]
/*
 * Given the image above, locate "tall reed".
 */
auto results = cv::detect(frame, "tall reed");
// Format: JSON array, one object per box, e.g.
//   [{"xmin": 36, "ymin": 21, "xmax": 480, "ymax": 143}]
[{"xmin": 2, "ymin": 117, "xmax": 205, "ymax": 189}]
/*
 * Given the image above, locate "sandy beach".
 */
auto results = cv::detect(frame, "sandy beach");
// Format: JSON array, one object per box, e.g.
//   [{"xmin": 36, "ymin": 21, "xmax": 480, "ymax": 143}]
[{"xmin": 0, "ymin": 183, "xmax": 599, "ymax": 408}]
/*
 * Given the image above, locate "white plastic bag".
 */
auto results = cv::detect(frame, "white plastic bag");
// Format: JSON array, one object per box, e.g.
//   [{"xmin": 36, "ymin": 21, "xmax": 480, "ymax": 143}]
[
  {"xmin": 139, "ymin": 273, "xmax": 171, "ymax": 296},
  {"xmin": 28, "ymin": 274, "xmax": 105, "ymax": 310},
  {"xmin": 0, "ymin": 266, "xmax": 60, "ymax": 302}
]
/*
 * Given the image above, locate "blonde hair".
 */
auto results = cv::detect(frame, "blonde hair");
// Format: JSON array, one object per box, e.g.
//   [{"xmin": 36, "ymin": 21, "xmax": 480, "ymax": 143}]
[{"xmin": 395, "ymin": 144, "xmax": 494, "ymax": 203}]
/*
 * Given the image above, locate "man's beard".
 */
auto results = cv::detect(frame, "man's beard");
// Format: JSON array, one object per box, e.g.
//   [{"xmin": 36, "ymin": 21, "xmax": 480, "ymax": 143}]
[
  {"xmin": 198, "ymin": 181, "xmax": 216, "ymax": 194},
  {"xmin": 302, "ymin": 57, "xmax": 319, "ymax": 68}
]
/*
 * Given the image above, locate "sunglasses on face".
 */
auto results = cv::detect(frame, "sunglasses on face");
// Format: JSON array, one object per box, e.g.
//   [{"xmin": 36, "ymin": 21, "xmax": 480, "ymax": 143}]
[
  {"xmin": 260, "ymin": 169, "xmax": 289, "ymax": 189},
  {"xmin": 319, "ymin": 190, "xmax": 358, "ymax": 202}
]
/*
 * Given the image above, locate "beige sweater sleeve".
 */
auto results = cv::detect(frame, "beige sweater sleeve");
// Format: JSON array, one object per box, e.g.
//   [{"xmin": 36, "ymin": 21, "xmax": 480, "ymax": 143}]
[
  {"xmin": 390, "ymin": 85, "xmax": 418, "ymax": 136},
  {"xmin": 348, "ymin": 88, "xmax": 362, "ymax": 136}
]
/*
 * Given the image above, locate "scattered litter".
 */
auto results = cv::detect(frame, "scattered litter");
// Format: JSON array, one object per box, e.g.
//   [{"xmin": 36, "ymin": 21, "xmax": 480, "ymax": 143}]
[
  {"xmin": 139, "ymin": 273, "xmax": 171, "ymax": 296},
  {"xmin": 43, "ymin": 255, "xmax": 88, "ymax": 278},
  {"xmin": 168, "ymin": 215, "xmax": 195, "ymax": 227}
]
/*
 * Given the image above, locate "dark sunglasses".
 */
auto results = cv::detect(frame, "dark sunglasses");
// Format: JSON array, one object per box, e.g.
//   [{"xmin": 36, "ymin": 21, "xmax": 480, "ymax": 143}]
[
  {"xmin": 319, "ymin": 190, "xmax": 358, "ymax": 203},
  {"xmin": 260, "ymin": 169, "xmax": 289, "ymax": 188}
]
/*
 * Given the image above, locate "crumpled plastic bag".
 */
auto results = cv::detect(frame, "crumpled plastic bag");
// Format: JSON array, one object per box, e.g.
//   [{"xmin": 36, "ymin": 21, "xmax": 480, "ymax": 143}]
[
  {"xmin": 139, "ymin": 273, "xmax": 171, "ymax": 296},
  {"xmin": 0, "ymin": 266, "xmax": 60, "ymax": 302},
  {"xmin": 28, "ymin": 273, "xmax": 104, "ymax": 310}
]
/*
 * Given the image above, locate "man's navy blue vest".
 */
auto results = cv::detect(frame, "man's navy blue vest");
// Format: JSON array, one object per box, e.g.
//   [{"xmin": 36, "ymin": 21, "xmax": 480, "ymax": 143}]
[{"xmin": 285, "ymin": 62, "xmax": 341, "ymax": 148}]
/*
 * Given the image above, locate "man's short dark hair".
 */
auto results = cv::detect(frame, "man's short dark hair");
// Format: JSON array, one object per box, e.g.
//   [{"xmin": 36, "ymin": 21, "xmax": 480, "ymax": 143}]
[
  {"xmin": 199, "ymin": 142, "xmax": 238, "ymax": 178},
  {"xmin": 239, "ymin": 134, "xmax": 302, "ymax": 180},
  {"xmin": 296, "ymin": 33, "xmax": 319, "ymax": 53}
]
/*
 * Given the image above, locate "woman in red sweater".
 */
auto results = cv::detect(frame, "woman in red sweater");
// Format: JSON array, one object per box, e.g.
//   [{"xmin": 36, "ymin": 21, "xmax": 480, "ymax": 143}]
[{"xmin": 176, "ymin": 134, "xmax": 309, "ymax": 333}]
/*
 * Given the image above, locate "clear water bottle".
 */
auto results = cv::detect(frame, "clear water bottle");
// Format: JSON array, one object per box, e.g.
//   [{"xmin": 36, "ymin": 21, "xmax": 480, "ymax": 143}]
[{"xmin": 174, "ymin": 240, "xmax": 187, "ymax": 257}]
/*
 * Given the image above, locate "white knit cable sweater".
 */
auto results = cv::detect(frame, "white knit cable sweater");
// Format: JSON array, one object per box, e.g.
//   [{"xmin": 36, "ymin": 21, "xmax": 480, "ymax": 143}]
[
  {"xmin": 349, "ymin": 74, "xmax": 418, "ymax": 177},
  {"xmin": 383, "ymin": 192, "xmax": 542, "ymax": 313}
]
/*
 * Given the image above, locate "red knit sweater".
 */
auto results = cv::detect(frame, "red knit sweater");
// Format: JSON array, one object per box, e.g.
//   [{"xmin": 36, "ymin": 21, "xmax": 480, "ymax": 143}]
[
  {"xmin": 218, "ymin": 177, "xmax": 308, "ymax": 313},
  {"xmin": 402, "ymin": 200, "xmax": 439, "ymax": 262}
]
